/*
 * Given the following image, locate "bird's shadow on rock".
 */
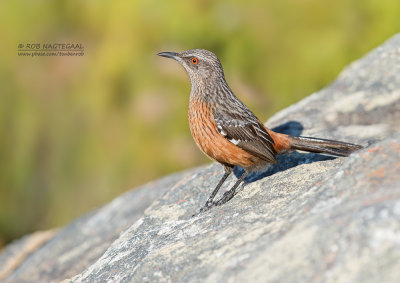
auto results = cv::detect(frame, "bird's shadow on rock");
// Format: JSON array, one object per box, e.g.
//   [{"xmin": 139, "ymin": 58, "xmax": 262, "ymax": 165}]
[{"xmin": 233, "ymin": 121, "xmax": 336, "ymax": 183}]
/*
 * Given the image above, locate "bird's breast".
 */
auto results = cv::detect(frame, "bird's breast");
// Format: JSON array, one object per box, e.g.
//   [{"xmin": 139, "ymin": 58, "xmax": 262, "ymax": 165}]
[{"xmin": 188, "ymin": 99, "xmax": 261, "ymax": 168}]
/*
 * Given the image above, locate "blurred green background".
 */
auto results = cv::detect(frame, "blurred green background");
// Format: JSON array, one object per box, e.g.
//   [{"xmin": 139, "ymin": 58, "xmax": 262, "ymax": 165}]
[{"xmin": 1, "ymin": 0, "xmax": 399, "ymax": 247}]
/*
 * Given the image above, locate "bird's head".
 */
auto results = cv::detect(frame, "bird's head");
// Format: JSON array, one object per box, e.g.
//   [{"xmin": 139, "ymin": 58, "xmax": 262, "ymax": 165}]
[{"xmin": 158, "ymin": 49, "xmax": 226, "ymax": 86}]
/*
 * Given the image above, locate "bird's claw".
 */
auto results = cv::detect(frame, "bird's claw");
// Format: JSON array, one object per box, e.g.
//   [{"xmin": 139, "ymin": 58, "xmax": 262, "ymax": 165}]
[
  {"xmin": 215, "ymin": 189, "xmax": 236, "ymax": 206},
  {"xmin": 192, "ymin": 189, "xmax": 238, "ymax": 217},
  {"xmin": 192, "ymin": 200, "xmax": 216, "ymax": 217}
]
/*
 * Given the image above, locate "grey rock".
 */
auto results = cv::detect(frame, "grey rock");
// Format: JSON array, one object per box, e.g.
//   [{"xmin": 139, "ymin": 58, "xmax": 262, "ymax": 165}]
[
  {"xmin": 0, "ymin": 171, "xmax": 193, "ymax": 282},
  {"xmin": 2, "ymin": 34, "xmax": 400, "ymax": 283}
]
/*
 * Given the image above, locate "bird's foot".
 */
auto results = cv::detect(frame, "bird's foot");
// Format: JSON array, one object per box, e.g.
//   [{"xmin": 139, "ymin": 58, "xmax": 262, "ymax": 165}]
[
  {"xmin": 215, "ymin": 188, "xmax": 236, "ymax": 206},
  {"xmin": 192, "ymin": 189, "xmax": 237, "ymax": 217},
  {"xmin": 192, "ymin": 200, "xmax": 217, "ymax": 217},
  {"xmin": 200, "ymin": 200, "xmax": 216, "ymax": 212}
]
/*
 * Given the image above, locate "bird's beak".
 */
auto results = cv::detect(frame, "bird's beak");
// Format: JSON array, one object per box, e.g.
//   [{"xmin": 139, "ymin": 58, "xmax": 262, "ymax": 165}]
[{"xmin": 157, "ymin": 51, "xmax": 180, "ymax": 60}]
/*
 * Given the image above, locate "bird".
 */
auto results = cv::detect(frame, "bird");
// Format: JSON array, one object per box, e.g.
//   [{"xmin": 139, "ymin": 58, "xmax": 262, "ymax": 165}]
[{"xmin": 158, "ymin": 49, "xmax": 363, "ymax": 212}]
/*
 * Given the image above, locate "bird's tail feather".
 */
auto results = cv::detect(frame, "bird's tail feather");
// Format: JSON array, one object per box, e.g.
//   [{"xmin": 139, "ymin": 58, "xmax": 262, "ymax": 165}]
[{"xmin": 289, "ymin": 136, "xmax": 363, "ymax": 157}]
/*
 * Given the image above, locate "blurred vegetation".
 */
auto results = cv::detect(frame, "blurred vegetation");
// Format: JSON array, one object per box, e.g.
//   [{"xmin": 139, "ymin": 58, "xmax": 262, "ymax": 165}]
[{"xmin": 0, "ymin": 0, "xmax": 399, "ymax": 246}]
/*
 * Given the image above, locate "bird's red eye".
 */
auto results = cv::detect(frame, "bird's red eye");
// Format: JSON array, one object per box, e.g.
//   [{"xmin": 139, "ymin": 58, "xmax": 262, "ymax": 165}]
[{"xmin": 191, "ymin": 57, "xmax": 198, "ymax": 64}]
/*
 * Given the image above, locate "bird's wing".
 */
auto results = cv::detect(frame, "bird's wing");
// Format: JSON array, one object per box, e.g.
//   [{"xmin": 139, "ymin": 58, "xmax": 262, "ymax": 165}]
[{"xmin": 213, "ymin": 110, "xmax": 277, "ymax": 164}]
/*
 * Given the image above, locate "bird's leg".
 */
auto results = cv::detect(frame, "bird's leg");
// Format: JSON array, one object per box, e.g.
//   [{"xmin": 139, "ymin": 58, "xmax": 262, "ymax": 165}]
[
  {"xmin": 199, "ymin": 166, "xmax": 232, "ymax": 213},
  {"xmin": 215, "ymin": 171, "xmax": 248, "ymax": 206},
  {"xmin": 200, "ymin": 173, "xmax": 230, "ymax": 211},
  {"xmin": 206, "ymin": 172, "xmax": 230, "ymax": 204}
]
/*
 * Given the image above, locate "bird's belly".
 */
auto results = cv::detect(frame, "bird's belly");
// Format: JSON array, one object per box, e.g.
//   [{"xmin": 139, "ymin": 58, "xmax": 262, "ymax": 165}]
[{"xmin": 188, "ymin": 100, "xmax": 260, "ymax": 168}]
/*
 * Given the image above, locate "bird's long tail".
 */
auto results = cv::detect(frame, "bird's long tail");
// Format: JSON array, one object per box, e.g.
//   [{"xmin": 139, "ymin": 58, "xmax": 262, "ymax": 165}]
[{"xmin": 288, "ymin": 136, "xmax": 363, "ymax": 157}]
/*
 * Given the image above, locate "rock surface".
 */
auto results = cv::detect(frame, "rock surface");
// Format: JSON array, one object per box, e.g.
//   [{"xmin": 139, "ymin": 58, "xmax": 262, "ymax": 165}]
[{"xmin": 1, "ymin": 34, "xmax": 400, "ymax": 283}]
